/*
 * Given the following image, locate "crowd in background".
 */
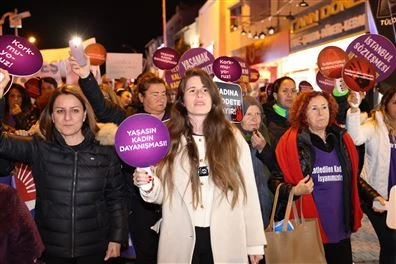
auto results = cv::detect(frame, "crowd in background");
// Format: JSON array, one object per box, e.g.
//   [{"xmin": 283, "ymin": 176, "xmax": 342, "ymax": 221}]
[{"xmin": 0, "ymin": 51, "xmax": 395, "ymax": 264}]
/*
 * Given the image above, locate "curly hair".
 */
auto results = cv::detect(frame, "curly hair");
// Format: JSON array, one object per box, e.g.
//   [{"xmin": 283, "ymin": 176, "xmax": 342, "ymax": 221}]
[{"xmin": 289, "ymin": 91, "xmax": 339, "ymax": 128}]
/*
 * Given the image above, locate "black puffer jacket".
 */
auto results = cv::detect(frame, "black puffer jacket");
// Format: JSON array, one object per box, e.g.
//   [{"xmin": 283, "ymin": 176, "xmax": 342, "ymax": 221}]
[{"xmin": 0, "ymin": 118, "xmax": 128, "ymax": 258}]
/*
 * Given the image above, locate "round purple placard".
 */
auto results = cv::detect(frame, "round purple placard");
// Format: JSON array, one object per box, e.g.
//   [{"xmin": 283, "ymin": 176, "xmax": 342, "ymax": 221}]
[
  {"xmin": 153, "ymin": 47, "xmax": 179, "ymax": 70},
  {"xmin": 0, "ymin": 35, "xmax": 43, "ymax": 76},
  {"xmin": 212, "ymin": 56, "xmax": 242, "ymax": 82},
  {"xmin": 346, "ymin": 33, "xmax": 396, "ymax": 82},
  {"xmin": 178, "ymin": 48, "xmax": 214, "ymax": 77},
  {"xmin": 316, "ymin": 71, "xmax": 335, "ymax": 94},
  {"xmin": 115, "ymin": 113, "xmax": 170, "ymax": 167}
]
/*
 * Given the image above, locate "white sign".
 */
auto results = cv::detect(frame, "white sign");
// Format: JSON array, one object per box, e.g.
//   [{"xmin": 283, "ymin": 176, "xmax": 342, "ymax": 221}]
[{"xmin": 106, "ymin": 53, "xmax": 142, "ymax": 79}]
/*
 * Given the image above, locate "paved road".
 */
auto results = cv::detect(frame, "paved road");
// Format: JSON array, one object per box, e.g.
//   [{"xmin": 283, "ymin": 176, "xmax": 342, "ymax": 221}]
[{"xmin": 352, "ymin": 214, "xmax": 380, "ymax": 264}]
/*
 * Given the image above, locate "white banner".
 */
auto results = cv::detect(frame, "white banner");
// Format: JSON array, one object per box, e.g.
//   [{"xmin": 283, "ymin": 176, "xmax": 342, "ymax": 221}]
[{"xmin": 106, "ymin": 53, "xmax": 142, "ymax": 80}]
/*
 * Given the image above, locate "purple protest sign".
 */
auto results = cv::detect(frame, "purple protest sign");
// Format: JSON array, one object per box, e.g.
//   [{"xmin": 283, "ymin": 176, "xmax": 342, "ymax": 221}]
[
  {"xmin": 164, "ymin": 65, "xmax": 181, "ymax": 90},
  {"xmin": 0, "ymin": 35, "xmax": 43, "ymax": 76},
  {"xmin": 212, "ymin": 56, "xmax": 242, "ymax": 82},
  {"xmin": 316, "ymin": 71, "xmax": 335, "ymax": 94},
  {"xmin": 178, "ymin": 48, "xmax": 214, "ymax": 77},
  {"xmin": 346, "ymin": 33, "xmax": 396, "ymax": 82},
  {"xmin": 153, "ymin": 47, "xmax": 179, "ymax": 70},
  {"xmin": 114, "ymin": 114, "xmax": 170, "ymax": 167}
]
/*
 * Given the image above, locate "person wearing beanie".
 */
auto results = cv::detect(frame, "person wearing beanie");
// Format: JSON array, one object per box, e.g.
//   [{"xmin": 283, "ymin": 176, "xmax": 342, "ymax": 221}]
[{"xmin": 238, "ymin": 95, "xmax": 274, "ymax": 228}]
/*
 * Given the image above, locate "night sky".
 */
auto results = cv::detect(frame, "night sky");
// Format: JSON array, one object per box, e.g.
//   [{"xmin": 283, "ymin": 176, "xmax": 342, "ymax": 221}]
[{"xmin": 1, "ymin": 0, "xmax": 205, "ymax": 53}]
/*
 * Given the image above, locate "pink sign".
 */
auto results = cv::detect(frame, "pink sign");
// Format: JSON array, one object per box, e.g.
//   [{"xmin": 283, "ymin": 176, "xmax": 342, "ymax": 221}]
[
  {"xmin": 0, "ymin": 35, "xmax": 43, "ymax": 76},
  {"xmin": 114, "ymin": 114, "xmax": 170, "ymax": 167}
]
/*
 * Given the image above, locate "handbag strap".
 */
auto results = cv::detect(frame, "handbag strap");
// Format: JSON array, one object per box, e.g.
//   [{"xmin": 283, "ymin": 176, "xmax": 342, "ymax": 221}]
[
  {"xmin": 268, "ymin": 183, "xmax": 283, "ymax": 229},
  {"xmin": 269, "ymin": 184, "xmax": 307, "ymax": 231},
  {"xmin": 282, "ymin": 187, "xmax": 295, "ymax": 231},
  {"xmin": 291, "ymin": 195, "xmax": 306, "ymax": 224}
]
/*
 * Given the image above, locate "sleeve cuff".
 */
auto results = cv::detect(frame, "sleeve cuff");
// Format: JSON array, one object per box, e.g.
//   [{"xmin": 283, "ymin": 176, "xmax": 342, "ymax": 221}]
[{"xmin": 247, "ymin": 245, "xmax": 265, "ymax": 255}]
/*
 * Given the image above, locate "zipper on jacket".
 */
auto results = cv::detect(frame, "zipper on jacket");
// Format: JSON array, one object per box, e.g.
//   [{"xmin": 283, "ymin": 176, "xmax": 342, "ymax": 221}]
[{"xmin": 71, "ymin": 151, "xmax": 78, "ymax": 257}]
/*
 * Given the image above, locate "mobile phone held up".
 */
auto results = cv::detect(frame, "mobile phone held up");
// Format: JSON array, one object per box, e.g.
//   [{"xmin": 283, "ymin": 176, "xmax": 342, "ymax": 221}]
[{"xmin": 69, "ymin": 37, "xmax": 87, "ymax": 66}]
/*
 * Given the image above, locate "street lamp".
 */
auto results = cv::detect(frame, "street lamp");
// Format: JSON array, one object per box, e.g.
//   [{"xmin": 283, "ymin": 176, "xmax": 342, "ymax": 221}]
[
  {"xmin": 0, "ymin": 9, "xmax": 31, "ymax": 36},
  {"xmin": 27, "ymin": 35, "xmax": 37, "ymax": 45}
]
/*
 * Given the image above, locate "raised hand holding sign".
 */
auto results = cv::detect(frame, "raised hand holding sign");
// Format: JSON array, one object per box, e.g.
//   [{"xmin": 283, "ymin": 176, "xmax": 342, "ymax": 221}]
[{"xmin": 115, "ymin": 114, "xmax": 170, "ymax": 191}]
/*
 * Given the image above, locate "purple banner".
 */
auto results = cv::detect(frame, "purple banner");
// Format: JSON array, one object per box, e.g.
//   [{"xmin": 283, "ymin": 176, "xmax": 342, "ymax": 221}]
[
  {"xmin": 346, "ymin": 33, "xmax": 396, "ymax": 82},
  {"xmin": 0, "ymin": 35, "xmax": 43, "ymax": 76},
  {"xmin": 178, "ymin": 48, "xmax": 214, "ymax": 77}
]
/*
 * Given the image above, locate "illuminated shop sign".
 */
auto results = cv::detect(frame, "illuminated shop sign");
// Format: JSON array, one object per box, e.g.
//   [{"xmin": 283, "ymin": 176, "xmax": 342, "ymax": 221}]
[{"xmin": 290, "ymin": 0, "xmax": 366, "ymax": 52}]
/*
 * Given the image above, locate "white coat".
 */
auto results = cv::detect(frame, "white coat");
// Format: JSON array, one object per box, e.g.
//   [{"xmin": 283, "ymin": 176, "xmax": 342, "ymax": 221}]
[
  {"xmin": 346, "ymin": 109, "xmax": 391, "ymax": 199},
  {"xmin": 140, "ymin": 128, "xmax": 266, "ymax": 263}
]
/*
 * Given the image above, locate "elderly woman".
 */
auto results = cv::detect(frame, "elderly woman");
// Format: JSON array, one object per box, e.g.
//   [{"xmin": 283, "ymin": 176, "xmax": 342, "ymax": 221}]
[
  {"xmin": 237, "ymin": 95, "xmax": 274, "ymax": 228},
  {"xmin": 346, "ymin": 88, "xmax": 396, "ymax": 263},
  {"xmin": 269, "ymin": 91, "xmax": 364, "ymax": 264}
]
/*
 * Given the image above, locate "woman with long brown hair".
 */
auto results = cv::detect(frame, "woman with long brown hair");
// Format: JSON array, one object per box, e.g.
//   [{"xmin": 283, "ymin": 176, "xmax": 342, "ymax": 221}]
[{"xmin": 133, "ymin": 68, "xmax": 266, "ymax": 264}]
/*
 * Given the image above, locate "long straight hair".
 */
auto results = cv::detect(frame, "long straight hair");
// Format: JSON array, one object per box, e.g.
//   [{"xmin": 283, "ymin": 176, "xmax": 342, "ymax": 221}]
[{"xmin": 156, "ymin": 68, "xmax": 246, "ymax": 209}]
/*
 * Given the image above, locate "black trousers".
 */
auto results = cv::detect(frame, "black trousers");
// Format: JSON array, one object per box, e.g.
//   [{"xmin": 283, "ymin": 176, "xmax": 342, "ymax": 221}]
[
  {"xmin": 362, "ymin": 203, "xmax": 396, "ymax": 264},
  {"xmin": 42, "ymin": 252, "xmax": 105, "ymax": 264},
  {"xmin": 323, "ymin": 238, "xmax": 353, "ymax": 264},
  {"xmin": 192, "ymin": 227, "xmax": 214, "ymax": 264},
  {"xmin": 128, "ymin": 186, "xmax": 160, "ymax": 264}
]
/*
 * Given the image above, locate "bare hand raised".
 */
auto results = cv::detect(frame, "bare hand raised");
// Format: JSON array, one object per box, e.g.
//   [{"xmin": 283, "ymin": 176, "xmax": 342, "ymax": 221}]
[{"xmin": 0, "ymin": 69, "xmax": 11, "ymax": 98}]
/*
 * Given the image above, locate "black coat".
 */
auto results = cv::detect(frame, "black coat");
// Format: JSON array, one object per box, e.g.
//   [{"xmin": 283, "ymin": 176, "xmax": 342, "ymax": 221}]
[{"xmin": 0, "ymin": 116, "xmax": 128, "ymax": 258}]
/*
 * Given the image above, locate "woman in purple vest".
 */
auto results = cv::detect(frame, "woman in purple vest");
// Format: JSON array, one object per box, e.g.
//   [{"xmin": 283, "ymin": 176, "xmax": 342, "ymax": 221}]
[{"xmin": 269, "ymin": 91, "xmax": 368, "ymax": 264}]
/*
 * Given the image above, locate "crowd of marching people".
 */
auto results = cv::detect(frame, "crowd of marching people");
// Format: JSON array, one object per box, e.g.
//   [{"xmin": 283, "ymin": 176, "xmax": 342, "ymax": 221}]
[{"xmin": 0, "ymin": 49, "xmax": 395, "ymax": 264}]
